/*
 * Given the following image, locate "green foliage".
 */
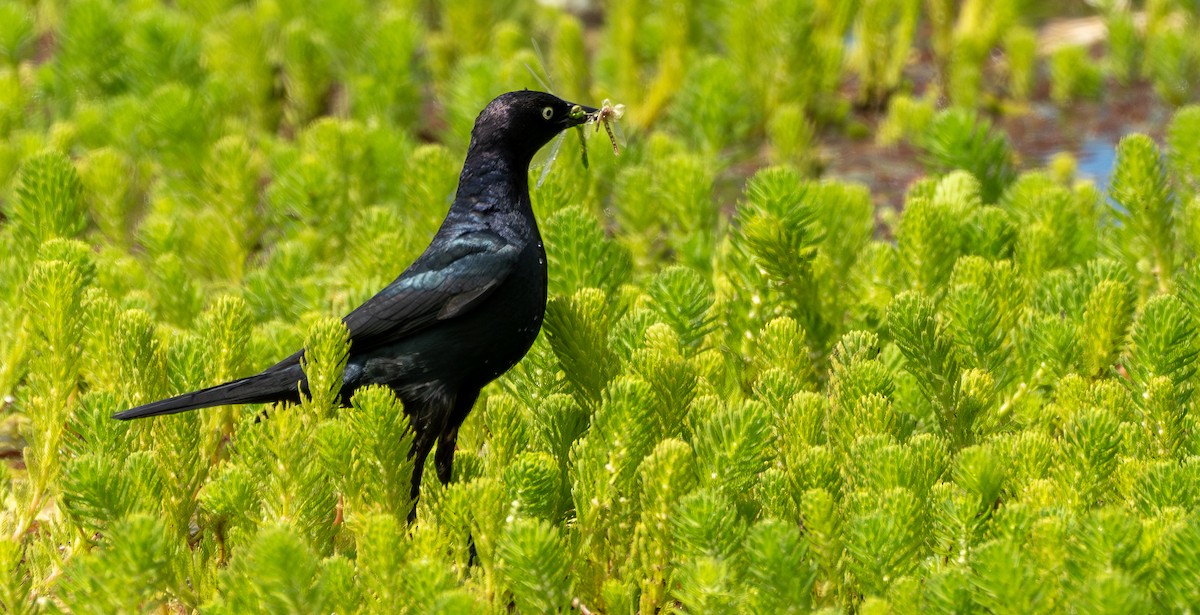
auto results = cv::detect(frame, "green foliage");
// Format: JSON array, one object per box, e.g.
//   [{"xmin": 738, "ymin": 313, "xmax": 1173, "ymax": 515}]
[
  {"xmin": 938, "ymin": 0, "xmax": 1020, "ymax": 108},
  {"xmin": 497, "ymin": 519, "xmax": 573, "ymax": 613},
  {"xmin": 348, "ymin": 10, "xmax": 422, "ymax": 129},
  {"xmin": 1059, "ymin": 406, "xmax": 1122, "ymax": 505},
  {"xmin": 887, "ymin": 291, "xmax": 981, "ymax": 446},
  {"xmin": 1145, "ymin": 23, "xmax": 1200, "ymax": 107},
  {"xmin": 302, "ymin": 316, "xmax": 351, "ymax": 417},
  {"xmin": 0, "ymin": 2, "xmax": 34, "ymax": 66},
  {"xmin": 8, "ymin": 151, "xmax": 87, "ymax": 254},
  {"xmin": 542, "ymin": 205, "xmax": 631, "ymax": 297},
  {"xmin": 56, "ymin": 0, "xmax": 128, "ymax": 101},
  {"xmin": 844, "ymin": 487, "xmax": 923, "ymax": 595},
  {"xmin": 726, "ymin": 165, "xmax": 873, "ymax": 352},
  {"xmin": 896, "ymin": 184, "xmax": 967, "ymax": 292},
  {"xmin": 58, "ymin": 514, "xmax": 178, "ymax": 612},
  {"xmin": 1003, "ymin": 26, "xmax": 1037, "ymax": 100},
  {"xmin": 918, "ymin": 109, "xmax": 1016, "ymax": 203},
  {"xmin": 878, "ymin": 94, "xmax": 935, "ymax": 145},
  {"xmin": 743, "ymin": 519, "xmax": 816, "ymax": 612},
  {"xmin": 1001, "ymin": 172, "xmax": 1100, "ymax": 276},
  {"xmin": 1128, "ymin": 294, "xmax": 1199, "ymax": 396},
  {"xmin": 1050, "ymin": 45, "xmax": 1104, "ymax": 105},
  {"xmin": 647, "ymin": 266, "xmax": 716, "ymax": 349},
  {"xmin": 1168, "ymin": 105, "xmax": 1200, "ymax": 201},
  {"xmin": 693, "ymin": 400, "xmax": 774, "ymax": 496},
  {"xmin": 852, "ymin": 0, "xmax": 920, "ymax": 106},
  {"xmin": 610, "ymin": 143, "xmax": 719, "ymax": 272},
  {"xmin": 722, "ymin": 0, "xmax": 838, "ymax": 127},
  {"xmin": 0, "ymin": 538, "xmax": 33, "ymax": 614},
  {"xmin": 668, "ymin": 55, "xmax": 753, "ymax": 155},
  {"xmin": 343, "ymin": 386, "xmax": 416, "ymax": 519},
  {"xmin": 544, "ymin": 288, "xmax": 618, "ymax": 412},
  {"xmin": 5, "ymin": 1, "xmax": 1200, "ymax": 612},
  {"xmin": 204, "ymin": 525, "xmax": 352, "ymax": 614},
  {"xmin": 1106, "ymin": 6, "xmax": 1141, "ymax": 84},
  {"xmin": 1081, "ymin": 279, "xmax": 1135, "ymax": 376},
  {"xmin": 767, "ymin": 103, "xmax": 816, "ymax": 170},
  {"xmin": 1111, "ymin": 134, "xmax": 1176, "ymax": 292}
]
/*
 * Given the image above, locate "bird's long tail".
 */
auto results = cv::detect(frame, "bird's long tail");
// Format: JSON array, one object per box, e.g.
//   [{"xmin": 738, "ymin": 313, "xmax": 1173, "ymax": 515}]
[{"xmin": 112, "ymin": 365, "xmax": 305, "ymax": 420}]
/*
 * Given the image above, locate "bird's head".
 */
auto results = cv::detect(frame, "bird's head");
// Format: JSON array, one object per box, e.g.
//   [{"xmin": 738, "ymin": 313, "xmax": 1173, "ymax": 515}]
[{"xmin": 468, "ymin": 90, "xmax": 598, "ymax": 164}]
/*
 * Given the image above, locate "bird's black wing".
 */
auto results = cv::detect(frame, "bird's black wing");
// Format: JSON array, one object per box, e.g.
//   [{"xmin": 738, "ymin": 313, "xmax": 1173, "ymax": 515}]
[
  {"xmin": 340, "ymin": 230, "xmax": 521, "ymax": 352},
  {"xmin": 116, "ymin": 233, "xmax": 518, "ymax": 420}
]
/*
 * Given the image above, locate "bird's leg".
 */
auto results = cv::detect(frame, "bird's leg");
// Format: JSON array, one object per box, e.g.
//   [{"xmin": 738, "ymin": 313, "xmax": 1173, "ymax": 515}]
[
  {"xmin": 432, "ymin": 428, "xmax": 476, "ymax": 564},
  {"xmin": 407, "ymin": 428, "xmax": 439, "ymax": 524},
  {"xmin": 434, "ymin": 426, "xmax": 458, "ymax": 485},
  {"xmin": 434, "ymin": 389, "xmax": 482, "ymax": 561},
  {"xmin": 434, "ymin": 388, "xmax": 480, "ymax": 486}
]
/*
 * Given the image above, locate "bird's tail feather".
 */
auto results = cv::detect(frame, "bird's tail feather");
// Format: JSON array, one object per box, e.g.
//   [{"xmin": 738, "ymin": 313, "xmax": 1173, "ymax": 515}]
[{"xmin": 112, "ymin": 367, "xmax": 304, "ymax": 420}]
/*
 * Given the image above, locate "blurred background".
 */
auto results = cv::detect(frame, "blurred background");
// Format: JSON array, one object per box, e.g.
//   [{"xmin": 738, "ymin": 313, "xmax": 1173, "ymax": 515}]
[{"xmin": 1, "ymin": 0, "xmax": 1198, "ymax": 214}]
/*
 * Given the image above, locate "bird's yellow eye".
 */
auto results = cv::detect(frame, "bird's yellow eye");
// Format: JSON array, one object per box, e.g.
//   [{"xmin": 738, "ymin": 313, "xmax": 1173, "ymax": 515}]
[{"xmin": 542, "ymin": 107, "xmax": 554, "ymax": 120}]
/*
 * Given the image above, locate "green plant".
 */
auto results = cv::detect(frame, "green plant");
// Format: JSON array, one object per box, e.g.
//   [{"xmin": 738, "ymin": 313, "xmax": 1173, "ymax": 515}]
[
  {"xmin": 1168, "ymin": 105, "xmax": 1200, "ymax": 202},
  {"xmin": 1050, "ymin": 45, "xmax": 1104, "ymax": 105},
  {"xmin": 1110, "ymin": 134, "xmax": 1176, "ymax": 293},
  {"xmin": 1145, "ymin": 23, "xmax": 1200, "ymax": 107},
  {"xmin": 852, "ymin": 0, "xmax": 920, "ymax": 107},
  {"xmin": 1105, "ymin": 5, "xmax": 1141, "ymax": 84},
  {"xmin": 1003, "ymin": 26, "xmax": 1037, "ymax": 101},
  {"xmin": 918, "ymin": 108, "xmax": 1017, "ymax": 203},
  {"xmin": 0, "ymin": 2, "xmax": 34, "ymax": 67},
  {"xmin": 5, "ymin": 2, "xmax": 1200, "ymax": 613},
  {"xmin": 877, "ymin": 94, "xmax": 935, "ymax": 146},
  {"xmin": 767, "ymin": 103, "xmax": 816, "ymax": 171},
  {"xmin": 942, "ymin": 0, "xmax": 1021, "ymax": 108}
]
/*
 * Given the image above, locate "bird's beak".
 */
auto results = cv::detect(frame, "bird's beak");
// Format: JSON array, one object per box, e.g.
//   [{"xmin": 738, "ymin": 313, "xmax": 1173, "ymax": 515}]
[{"xmin": 565, "ymin": 103, "xmax": 599, "ymax": 128}]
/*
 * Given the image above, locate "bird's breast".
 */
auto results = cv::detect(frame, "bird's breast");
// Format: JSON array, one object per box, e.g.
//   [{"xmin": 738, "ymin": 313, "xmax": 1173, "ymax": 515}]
[{"xmin": 405, "ymin": 237, "xmax": 546, "ymax": 388}]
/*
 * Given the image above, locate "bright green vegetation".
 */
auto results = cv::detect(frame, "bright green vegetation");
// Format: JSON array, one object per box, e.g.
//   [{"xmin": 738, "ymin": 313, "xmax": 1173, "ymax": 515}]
[{"xmin": 4, "ymin": 0, "xmax": 1200, "ymax": 612}]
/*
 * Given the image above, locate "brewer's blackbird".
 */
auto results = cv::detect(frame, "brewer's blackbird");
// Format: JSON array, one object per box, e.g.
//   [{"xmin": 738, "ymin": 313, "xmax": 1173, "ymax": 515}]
[{"xmin": 115, "ymin": 91, "xmax": 599, "ymax": 515}]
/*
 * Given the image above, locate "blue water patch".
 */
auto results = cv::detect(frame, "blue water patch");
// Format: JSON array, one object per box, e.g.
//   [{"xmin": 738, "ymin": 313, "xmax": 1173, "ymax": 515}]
[
  {"xmin": 1076, "ymin": 137, "xmax": 1117, "ymax": 194},
  {"xmin": 1073, "ymin": 136, "xmax": 1125, "ymax": 215}
]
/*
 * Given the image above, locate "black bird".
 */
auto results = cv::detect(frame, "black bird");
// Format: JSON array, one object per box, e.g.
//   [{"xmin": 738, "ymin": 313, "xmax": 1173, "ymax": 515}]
[{"xmin": 115, "ymin": 91, "xmax": 598, "ymax": 516}]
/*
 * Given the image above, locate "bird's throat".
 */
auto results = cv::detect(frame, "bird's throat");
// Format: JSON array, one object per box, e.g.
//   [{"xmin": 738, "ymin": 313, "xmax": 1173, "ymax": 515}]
[{"xmin": 454, "ymin": 149, "xmax": 533, "ymax": 215}]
